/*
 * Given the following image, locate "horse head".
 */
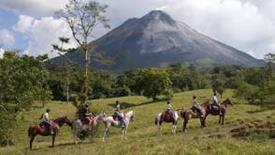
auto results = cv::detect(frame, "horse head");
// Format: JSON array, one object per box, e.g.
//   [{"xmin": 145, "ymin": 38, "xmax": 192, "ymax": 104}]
[
  {"xmin": 54, "ymin": 116, "xmax": 72, "ymax": 128},
  {"xmin": 96, "ymin": 112, "xmax": 106, "ymax": 121},
  {"xmin": 222, "ymin": 98, "xmax": 233, "ymax": 108},
  {"xmin": 126, "ymin": 110, "xmax": 135, "ymax": 122}
]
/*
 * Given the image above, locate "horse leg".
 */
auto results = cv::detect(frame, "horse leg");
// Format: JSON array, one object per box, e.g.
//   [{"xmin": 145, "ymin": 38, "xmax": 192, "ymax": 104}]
[
  {"xmin": 52, "ymin": 134, "xmax": 56, "ymax": 147},
  {"xmin": 219, "ymin": 115, "xmax": 222, "ymax": 124},
  {"xmin": 183, "ymin": 119, "xmax": 188, "ymax": 133},
  {"xmin": 103, "ymin": 125, "xmax": 109, "ymax": 142},
  {"xmin": 172, "ymin": 124, "xmax": 177, "ymax": 135},
  {"xmin": 200, "ymin": 117, "xmax": 204, "ymax": 128},
  {"xmin": 103, "ymin": 128, "xmax": 107, "ymax": 142},
  {"xmin": 121, "ymin": 128, "xmax": 125, "ymax": 140},
  {"xmin": 158, "ymin": 123, "xmax": 162, "ymax": 136},
  {"xmin": 124, "ymin": 127, "xmax": 128, "ymax": 140},
  {"xmin": 203, "ymin": 113, "xmax": 209, "ymax": 127},
  {"xmin": 222, "ymin": 114, "xmax": 225, "ymax": 125},
  {"xmin": 29, "ymin": 135, "xmax": 36, "ymax": 150}
]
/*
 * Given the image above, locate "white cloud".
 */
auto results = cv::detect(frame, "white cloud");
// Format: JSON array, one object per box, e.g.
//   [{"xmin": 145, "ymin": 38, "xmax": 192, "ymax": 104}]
[
  {"xmin": 0, "ymin": 0, "xmax": 67, "ymax": 17},
  {"xmin": 13, "ymin": 15, "xmax": 34, "ymax": 33},
  {"xmin": 14, "ymin": 15, "xmax": 77, "ymax": 57},
  {"xmin": 0, "ymin": 29, "xmax": 15, "ymax": 47}
]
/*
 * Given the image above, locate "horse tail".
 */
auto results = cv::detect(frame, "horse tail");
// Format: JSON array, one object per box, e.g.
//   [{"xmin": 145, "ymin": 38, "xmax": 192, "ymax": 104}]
[
  {"xmin": 28, "ymin": 126, "xmax": 33, "ymax": 138},
  {"xmin": 180, "ymin": 111, "xmax": 186, "ymax": 118},
  {"xmin": 155, "ymin": 113, "xmax": 161, "ymax": 125},
  {"xmin": 155, "ymin": 117, "xmax": 158, "ymax": 125}
]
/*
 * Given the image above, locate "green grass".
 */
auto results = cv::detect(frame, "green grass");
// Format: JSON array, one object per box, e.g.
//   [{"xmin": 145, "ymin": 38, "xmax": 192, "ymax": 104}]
[{"xmin": 0, "ymin": 89, "xmax": 274, "ymax": 155}]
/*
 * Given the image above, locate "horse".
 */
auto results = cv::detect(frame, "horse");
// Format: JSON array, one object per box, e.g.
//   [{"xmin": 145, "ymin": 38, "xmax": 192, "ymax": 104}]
[
  {"xmin": 179, "ymin": 107, "xmax": 206, "ymax": 133},
  {"xmin": 102, "ymin": 110, "xmax": 134, "ymax": 142},
  {"xmin": 72, "ymin": 112, "xmax": 106, "ymax": 144},
  {"xmin": 202, "ymin": 98, "xmax": 233, "ymax": 126},
  {"xmin": 155, "ymin": 109, "xmax": 181, "ymax": 135},
  {"xmin": 28, "ymin": 116, "xmax": 72, "ymax": 150}
]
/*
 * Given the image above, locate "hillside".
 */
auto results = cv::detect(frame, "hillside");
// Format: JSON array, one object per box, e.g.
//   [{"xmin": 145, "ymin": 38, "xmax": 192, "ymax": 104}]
[
  {"xmin": 47, "ymin": 10, "xmax": 264, "ymax": 71},
  {"xmin": 0, "ymin": 89, "xmax": 274, "ymax": 155}
]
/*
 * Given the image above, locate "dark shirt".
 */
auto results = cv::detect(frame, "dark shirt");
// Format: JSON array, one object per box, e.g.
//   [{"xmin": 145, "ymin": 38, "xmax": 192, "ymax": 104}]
[{"xmin": 81, "ymin": 108, "xmax": 89, "ymax": 120}]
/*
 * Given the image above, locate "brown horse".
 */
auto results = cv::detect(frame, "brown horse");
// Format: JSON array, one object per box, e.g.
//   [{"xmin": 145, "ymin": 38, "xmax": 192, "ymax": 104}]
[
  {"xmin": 179, "ymin": 107, "xmax": 206, "ymax": 132},
  {"xmin": 28, "ymin": 116, "xmax": 72, "ymax": 149},
  {"xmin": 202, "ymin": 98, "xmax": 233, "ymax": 126}
]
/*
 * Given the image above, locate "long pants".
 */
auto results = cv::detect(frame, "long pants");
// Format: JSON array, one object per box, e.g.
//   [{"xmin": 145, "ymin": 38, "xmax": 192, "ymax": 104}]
[{"xmin": 43, "ymin": 121, "xmax": 52, "ymax": 132}]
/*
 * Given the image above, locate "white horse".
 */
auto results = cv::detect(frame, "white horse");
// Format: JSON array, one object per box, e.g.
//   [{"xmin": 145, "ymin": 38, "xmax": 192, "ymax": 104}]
[
  {"xmin": 155, "ymin": 110, "xmax": 180, "ymax": 135},
  {"xmin": 72, "ymin": 112, "xmax": 105, "ymax": 144},
  {"xmin": 102, "ymin": 110, "xmax": 134, "ymax": 142}
]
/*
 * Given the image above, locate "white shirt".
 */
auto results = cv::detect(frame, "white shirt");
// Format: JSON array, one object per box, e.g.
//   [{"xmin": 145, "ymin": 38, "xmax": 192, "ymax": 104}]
[
  {"xmin": 192, "ymin": 99, "xmax": 199, "ymax": 107},
  {"xmin": 42, "ymin": 112, "xmax": 50, "ymax": 122},
  {"xmin": 211, "ymin": 96, "xmax": 218, "ymax": 104},
  {"xmin": 167, "ymin": 104, "xmax": 172, "ymax": 110}
]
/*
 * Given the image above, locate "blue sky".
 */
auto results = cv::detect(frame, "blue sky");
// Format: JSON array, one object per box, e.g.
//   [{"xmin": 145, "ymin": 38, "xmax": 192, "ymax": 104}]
[
  {"xmin": 0, "ymin": 0, "xmax": 275, "ymax": 59},
  {"xmin": 0, "ymin": 9, "xmax": 28, "ymax": 50}
]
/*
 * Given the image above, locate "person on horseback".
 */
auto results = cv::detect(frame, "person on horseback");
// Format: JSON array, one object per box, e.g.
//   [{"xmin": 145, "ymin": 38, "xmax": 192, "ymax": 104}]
[
  {"xmin": 41, "ymin": 108, "xmax": 53, "ymax": 134},
  {"xmin": 211, "ymin": 91, "xmax": 221, "ymax": 114},
  {"xmin": 166, "ymin": 100, "xmax": 175, "ymax": 121},
  {"xmin": 191, "ymin": 96, "xmax": 203, "ymax": 118},
  {"xmin": 80, "ymin": 102, "xmax": 93, "ymax": 125},
  {"xmin": 113, "ymin": 100, "xmax": 126, "ymax": 128}
]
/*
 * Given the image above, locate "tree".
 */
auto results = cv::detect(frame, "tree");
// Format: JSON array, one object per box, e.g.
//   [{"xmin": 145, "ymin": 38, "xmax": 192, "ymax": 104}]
[
  {"xmin": 234, "ymin": 82, "xmax": 260, "ymax": 104},
  {"xmin": 211, "ymin": 74, "xmax": 225, "ymax": 98},
  {"xmin": 139, "ymin": 68, "xmax": 173, "ymax": 101},
  {"xmin": 56, "ymin": 0, "xmax": 110, "ymax": 109},
  {"xmin": 0, "ymin": 52, "xmax": 51, "ymax": 145},
  {"xmin": 264, "ymin": 53, "xmax": 275, "ymax": 99}
]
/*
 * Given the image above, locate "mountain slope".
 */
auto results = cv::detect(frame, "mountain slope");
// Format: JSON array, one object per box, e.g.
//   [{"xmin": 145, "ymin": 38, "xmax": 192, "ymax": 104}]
[{"xmin": 47, "ymin": 10, "xmax": 264, "ymax": 71}]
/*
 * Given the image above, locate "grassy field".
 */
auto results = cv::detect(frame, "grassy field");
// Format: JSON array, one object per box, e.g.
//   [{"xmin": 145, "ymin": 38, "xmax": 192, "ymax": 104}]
[{"xmin": 0, "ymin": 89, "xmax": 274, "ymax": 155}]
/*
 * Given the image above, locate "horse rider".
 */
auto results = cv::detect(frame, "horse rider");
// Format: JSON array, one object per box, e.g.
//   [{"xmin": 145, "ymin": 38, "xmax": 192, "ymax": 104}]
[
  {"xmin": 40, "ymin": 108, "xmax": 53, "ymax": 134},
  {"xmin": 166, "ymin": 100, "xmax": 175, "ymax": 121},
  {"xmin": 211, "ymin": 91, "xmax": 221, "ymax": 114},
  {"xmin": 80, "ymin": 102, "xmax": 93, "ymax": 125},
  {"xmin": 113, "ymin": 100, "xmax": 126, "ymax": 128},
  {"xmin": 191, "ymin": 96, "xmax": 203, "ymax": 118}
]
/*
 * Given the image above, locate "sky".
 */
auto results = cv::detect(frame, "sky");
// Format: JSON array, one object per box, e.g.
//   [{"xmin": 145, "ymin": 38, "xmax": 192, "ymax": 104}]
[{"xmin": 0, "ymin": 0, "xmax": 275, "ymax": 59}]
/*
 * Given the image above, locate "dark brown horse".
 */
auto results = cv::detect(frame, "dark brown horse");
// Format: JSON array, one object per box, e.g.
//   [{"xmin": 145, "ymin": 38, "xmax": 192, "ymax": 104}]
[
  {"xmin": 202, "ymin": 98, "xmax": 233, "ymax": 126},
  {"xmin": 180, "ymin": 98, "xmax": 233, "ymax": 132},
  {"xmin": 28, "ymin": 116, "xmax": 72, "ymax": 149}
]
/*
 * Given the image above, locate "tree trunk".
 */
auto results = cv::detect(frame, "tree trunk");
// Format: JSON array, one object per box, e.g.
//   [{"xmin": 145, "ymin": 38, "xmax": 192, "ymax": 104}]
[{"xmin": 66, "ymin": 85, "xmax": 69, "ymax": 104}]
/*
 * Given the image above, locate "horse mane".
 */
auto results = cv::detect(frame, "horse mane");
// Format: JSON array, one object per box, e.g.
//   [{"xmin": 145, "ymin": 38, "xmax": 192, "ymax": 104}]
[
  {"xmin": 53, "ymin": 116, "xmax": 67, "ymax": 123},
  {"xmin": 125, "ymin": 110, "xmax": 133, "ymax": 117},
  {"xmin": 201, "ymin": 100, "xmax": 210, "ymax": 107}
]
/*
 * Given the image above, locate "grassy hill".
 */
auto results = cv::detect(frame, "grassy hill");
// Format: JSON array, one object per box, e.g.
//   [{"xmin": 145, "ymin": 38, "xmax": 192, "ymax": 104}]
[{"xmin": 0, "ymin": 89, "xmax": 274, "ymax": 155}]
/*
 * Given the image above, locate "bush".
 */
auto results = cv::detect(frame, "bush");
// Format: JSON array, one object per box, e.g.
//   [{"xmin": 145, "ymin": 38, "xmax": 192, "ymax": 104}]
[{"xmin": 234, "ymin": 82, "xmax": 260, "ymax": 104}]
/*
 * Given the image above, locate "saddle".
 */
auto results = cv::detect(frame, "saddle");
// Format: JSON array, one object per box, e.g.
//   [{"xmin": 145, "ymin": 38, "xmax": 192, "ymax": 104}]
[
  {"xmin": 162, "ymin": 111, "xmax": 174, "ymax": 121},
  {"xmin": 112, "ymin": 115, "xmax": 118, "ymax": 121},
  {"xmin": 81, "ymin": 118, "xmax": 90, "ymax": 125},
  {"xmin": 211, "ymin": 104, "xmax": 220, "ymax": 112},
  {"xmin": 39, "ymin": 121, "xmax": 57, "ymax": 131}
]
